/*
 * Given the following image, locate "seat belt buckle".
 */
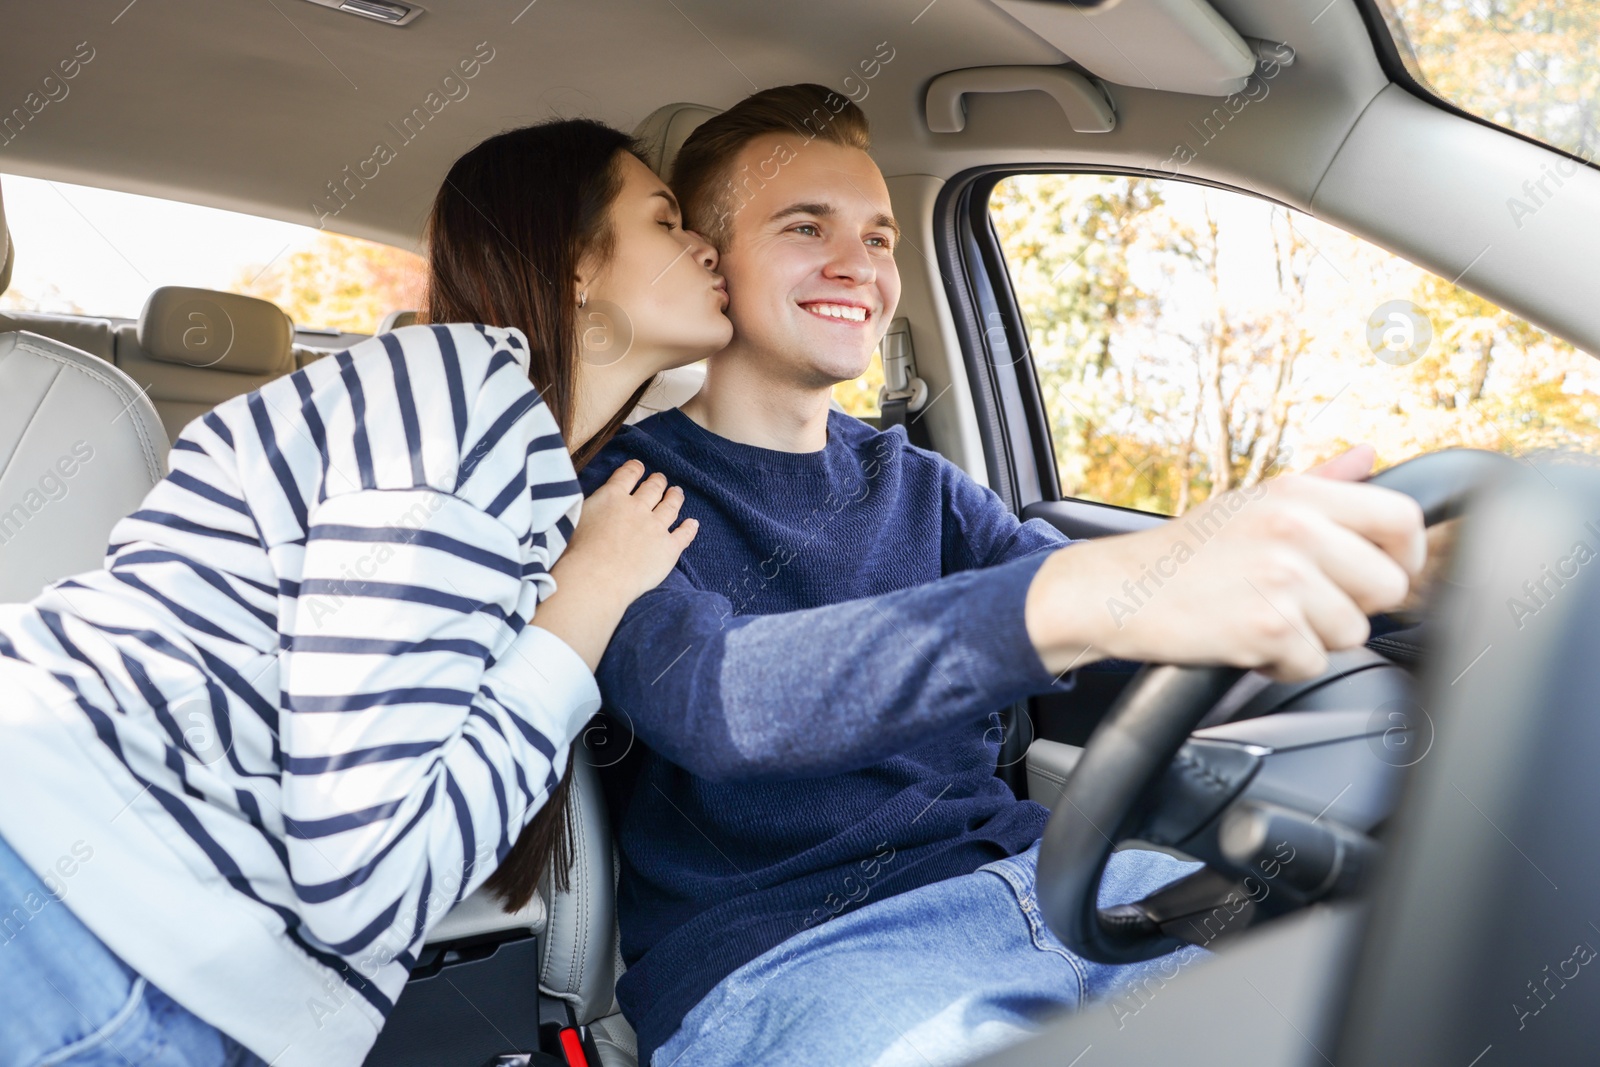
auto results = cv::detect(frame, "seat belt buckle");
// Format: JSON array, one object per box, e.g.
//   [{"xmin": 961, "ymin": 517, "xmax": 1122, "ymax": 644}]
[{"xmin": 557, "ymin": 1026, "xmax": 591, "ymax": 1067}]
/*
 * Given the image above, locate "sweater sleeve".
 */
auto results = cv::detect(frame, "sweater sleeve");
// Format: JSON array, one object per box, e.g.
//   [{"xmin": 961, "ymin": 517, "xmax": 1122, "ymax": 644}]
[
  {"xmin": 937, "ymin": 450, "xmax": 1152, "ymax": 677},
  {"xmin": 934, "ymin": 449, "xmax": 1075, "ymax": 572},
  {"xmin": 596, "ymin": 549, "xmax": 1063, "ymax": 783},
  {"xmin": 273, "ymin": 324, "xmax": 597, "ymax": 959}
]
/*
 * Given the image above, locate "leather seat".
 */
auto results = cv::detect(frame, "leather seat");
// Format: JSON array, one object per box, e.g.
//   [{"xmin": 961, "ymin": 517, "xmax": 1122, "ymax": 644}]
[{"xmin": 0, "ymin": 331, "xmax": 167, "ymax": 602}]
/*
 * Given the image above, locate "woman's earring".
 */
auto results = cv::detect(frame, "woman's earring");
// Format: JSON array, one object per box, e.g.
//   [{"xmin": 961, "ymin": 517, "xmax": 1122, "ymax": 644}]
[{"xmin": 578, "ymin": 290, "xmax": 588, "ymax": 309}]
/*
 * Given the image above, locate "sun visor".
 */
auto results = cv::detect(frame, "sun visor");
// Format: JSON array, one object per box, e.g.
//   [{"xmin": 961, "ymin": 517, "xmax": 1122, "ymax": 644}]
[{"xmin": 991, "ymin": 0, "xmax": 1258, "ymax": 97}]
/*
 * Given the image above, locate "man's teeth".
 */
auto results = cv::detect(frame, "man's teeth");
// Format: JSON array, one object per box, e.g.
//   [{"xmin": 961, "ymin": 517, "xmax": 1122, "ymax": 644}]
[{"xmin": 803, "ymin": 303, "xmax": 868, "ymax": 323}]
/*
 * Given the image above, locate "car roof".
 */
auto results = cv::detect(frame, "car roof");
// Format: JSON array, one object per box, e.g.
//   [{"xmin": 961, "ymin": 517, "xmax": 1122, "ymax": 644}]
[{"xmin": 0, "ymin": 0, "xmax": 1380, "ymax": 248}]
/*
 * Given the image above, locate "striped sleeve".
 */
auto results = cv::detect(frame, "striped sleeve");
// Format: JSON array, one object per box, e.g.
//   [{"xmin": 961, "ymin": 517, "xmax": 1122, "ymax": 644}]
[{"xmin": 272, "ymin": 324, "xmax": 596, "ymax": 958}]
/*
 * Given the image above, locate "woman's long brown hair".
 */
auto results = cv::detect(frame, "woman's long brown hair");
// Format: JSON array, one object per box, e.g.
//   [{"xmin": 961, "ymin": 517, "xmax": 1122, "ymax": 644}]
[{"xmin": 423, "ymin": 120, "xmax": 655, "ymax": 909}]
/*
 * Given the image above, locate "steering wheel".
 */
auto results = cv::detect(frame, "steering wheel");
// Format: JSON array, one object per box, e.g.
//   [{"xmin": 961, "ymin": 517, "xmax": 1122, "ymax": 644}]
[{"xmin": 1034, "ymin": 448, "xmax": 1518, "ymax": 964}]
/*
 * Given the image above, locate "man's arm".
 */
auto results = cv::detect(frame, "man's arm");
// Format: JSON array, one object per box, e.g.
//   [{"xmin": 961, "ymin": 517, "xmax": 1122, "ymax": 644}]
[
  {"xmin": 598, "ymin": 445, "xmax": 1429, "ymax": 783},
  {"xmin": 596, "ymin": 551, "xmax": 1061, "ymax": 783},
  {"xmin": 933, "ymin": 450, "xmax": 1073, "ymax": 573}
]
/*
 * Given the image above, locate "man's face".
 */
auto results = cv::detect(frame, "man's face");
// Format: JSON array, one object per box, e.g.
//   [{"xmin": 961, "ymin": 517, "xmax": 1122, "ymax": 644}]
[{"xmin": 707, "ymin": 133, "xmax": 901, "ymax": 389}]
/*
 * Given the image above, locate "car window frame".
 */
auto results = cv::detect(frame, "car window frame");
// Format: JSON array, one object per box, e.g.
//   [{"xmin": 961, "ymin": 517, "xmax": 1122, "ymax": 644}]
[{"xmin": 1354, "ymin": 0, "xmax": 1600, "ymax": 177}]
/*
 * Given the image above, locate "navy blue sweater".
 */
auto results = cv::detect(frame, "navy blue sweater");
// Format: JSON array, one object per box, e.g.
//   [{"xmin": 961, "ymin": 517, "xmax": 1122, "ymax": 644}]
[{"xmin": 579, "ymin": 407, "xmax": 1084, "ymax": 1060}]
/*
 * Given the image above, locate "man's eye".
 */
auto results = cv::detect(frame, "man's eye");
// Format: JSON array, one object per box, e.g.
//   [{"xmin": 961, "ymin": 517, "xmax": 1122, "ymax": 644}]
[
  {"xmin": 792, "ymin": 223, "xmax": 820, "ymax": 236},
  {"xmin": 867, "ymin": 236, "xmax": 893, "ymax": 249}
]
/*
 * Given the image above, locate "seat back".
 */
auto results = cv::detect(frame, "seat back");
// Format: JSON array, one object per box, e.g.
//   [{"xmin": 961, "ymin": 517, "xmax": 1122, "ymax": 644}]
[
  {"xmin": 0, "ymin": 331, "xmax": 167, "ymax": 602},
  {"xmin": 537, "ymin": 759, "xmax": 622, "ymax": 1023}
]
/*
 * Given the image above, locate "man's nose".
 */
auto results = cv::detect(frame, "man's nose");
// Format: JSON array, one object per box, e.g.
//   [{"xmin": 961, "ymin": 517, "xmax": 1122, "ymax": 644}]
[
  {"xmin": 823, "ymin": 237, "xmax": 874, "ymax": 284},
  {"xmin": 684, "ymin": 229, "xmax": 719, "ymax": 271}
]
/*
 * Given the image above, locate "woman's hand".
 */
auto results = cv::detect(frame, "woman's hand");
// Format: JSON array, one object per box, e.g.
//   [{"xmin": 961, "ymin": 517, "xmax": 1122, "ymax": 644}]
[
  {"xmin": 560, "ymin": 459, "xmax": 699, "ymax": 602},
  {"xmin": 531, "ymin": 459, "xmax": 699, "ymax": 671}
]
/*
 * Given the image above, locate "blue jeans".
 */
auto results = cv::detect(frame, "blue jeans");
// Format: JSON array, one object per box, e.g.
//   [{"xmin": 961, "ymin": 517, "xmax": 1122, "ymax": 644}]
[
  {"xmin": 652, "ymin": 842, "xmax": 1207, "ymax": 1067},
  {"xmin": 0, "ymin": 832, "xmax": 262, "ymax": 1067}
]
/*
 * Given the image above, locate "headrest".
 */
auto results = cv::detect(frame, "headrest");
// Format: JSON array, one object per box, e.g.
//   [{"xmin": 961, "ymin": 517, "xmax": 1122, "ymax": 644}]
[
  {"xmin": 137, "ymin": 286, "xmax": 294, "ymax": 376},
  {"xmin": 632, "ymin": 103, "xmax": 723, "ymax": 180},
  {"xmin": 0, "ymin": 179, "xmax": 12, "ymax": 295},
  {"xmin": 378, "ymin": 309, "xmax": 421, "ymax": 332}
]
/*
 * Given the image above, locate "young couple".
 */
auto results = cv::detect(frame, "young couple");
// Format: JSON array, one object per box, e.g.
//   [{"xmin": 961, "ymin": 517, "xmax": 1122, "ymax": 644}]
[{"xmin": 0, "ymin": 84, "xmax": 1426, "ymax": 1067}]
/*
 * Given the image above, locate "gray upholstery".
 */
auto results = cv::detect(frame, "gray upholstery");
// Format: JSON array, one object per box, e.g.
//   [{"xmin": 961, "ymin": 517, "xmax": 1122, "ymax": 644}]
[
  {"xmin": 137, "ymin": 286, "xmax": 295, "ymax": 376},
  {"xmin": 1023, "ymin": 739, "xmax": 1085, "ymax": 810},
  {"xmin": 0, "ymin": 311, "xmax": 116, "ymax": 361},
  {"xmin": 426, "ymin": 880, "xmax": 548, "ymax": 944},
  {"xmin": 378, "ymin": 309, "xmax": 421, "ymax": 332},
  {"xmin": 117, "ymin": 288, "xmax": 297, "ymax": 442},
  {"xmin": 0, "ymin": 179, "xmax": 12, "ymax": 295},
  {"xmin": 590, "ymin": 1008, "xmax": 640, "ymax": 1066},
  {"xmin": 0, "ymin": 331, "xmax": 167, "ymax": 602},
  {"xmin": 633, "ymin": 102, "xmax": 722, "ymax": 181},
  {"xmin": 538, "ymin": 760, "xmax": 622, "ymax": 1024}
]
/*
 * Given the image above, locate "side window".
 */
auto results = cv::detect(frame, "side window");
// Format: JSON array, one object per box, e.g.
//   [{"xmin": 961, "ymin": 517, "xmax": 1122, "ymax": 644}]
[
  {"xmin": 1, "ymin": 173, "xmax": 424, "ymax": 332},
  {"xmin": 990, "ymin": 174, "xmax": 1598, "ymax": 515},
  {"xmin": 832, "ymin": 349, "xmax": 885, "ymax": 421}
]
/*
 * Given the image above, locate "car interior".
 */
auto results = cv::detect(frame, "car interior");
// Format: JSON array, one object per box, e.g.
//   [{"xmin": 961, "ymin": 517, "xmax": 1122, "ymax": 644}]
[{"xmin": 2, "ymin": 0, "xmax": 1598, "ymax": 1064}]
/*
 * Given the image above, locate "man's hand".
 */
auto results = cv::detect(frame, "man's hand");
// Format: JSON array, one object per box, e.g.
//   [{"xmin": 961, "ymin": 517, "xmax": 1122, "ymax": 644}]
[{"xmin": 1025, "ymin": 444, "xmax": 1427, "ymax": 682}]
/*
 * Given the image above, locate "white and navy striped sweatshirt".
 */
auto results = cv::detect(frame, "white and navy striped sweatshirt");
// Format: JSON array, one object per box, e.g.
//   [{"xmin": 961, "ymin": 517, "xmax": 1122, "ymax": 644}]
[{"xmin": 0, "ymin": 323, "xmax": 597, "ymax": 1066}]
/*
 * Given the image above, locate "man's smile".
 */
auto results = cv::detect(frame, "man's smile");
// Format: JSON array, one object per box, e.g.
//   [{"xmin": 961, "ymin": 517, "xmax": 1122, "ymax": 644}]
[{"xmin": 798, "ymin": 300, "xmax": 872, "ymax": 325}]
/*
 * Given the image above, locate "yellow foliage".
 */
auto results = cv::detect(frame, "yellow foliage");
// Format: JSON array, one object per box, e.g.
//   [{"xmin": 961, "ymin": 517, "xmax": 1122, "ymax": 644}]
[{"xmin": 232, "ymin": 232, "xmax": 425, "ymax": 333}]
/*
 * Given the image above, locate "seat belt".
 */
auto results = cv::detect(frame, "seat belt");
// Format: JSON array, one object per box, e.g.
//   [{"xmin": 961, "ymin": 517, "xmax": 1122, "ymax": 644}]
[{"xmin": 876, "ymin": 317, "xmax": 934, "ymax": 450}]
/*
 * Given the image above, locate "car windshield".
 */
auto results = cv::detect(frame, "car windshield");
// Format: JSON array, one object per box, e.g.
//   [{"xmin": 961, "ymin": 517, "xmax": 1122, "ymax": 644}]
[
  {"xmin": 1377, "ymin": 0, "xmax": 1599, "ymax": 162},
  {"xmin": 0, "ymin": 174, "xmax": 424, "ymax": 333}
]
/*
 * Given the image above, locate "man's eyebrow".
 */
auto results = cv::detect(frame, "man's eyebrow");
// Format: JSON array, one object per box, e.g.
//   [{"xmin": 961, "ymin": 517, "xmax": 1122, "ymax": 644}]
[{"xmin": 769, "ymin": 201, "xmax": 902, "ymax": 242}]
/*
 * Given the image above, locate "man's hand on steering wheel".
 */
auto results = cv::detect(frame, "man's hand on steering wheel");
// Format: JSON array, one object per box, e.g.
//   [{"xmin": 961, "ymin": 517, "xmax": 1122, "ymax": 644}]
[{"xmin": 1024, "ymin": 443, "xmax": 1429, "ymax": 683}]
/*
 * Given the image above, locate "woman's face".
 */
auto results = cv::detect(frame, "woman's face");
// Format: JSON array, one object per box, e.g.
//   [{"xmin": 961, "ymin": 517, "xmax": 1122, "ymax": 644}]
[{"xmin": 577, "ymin": 153, "xmax": 732, "ymax": 373}]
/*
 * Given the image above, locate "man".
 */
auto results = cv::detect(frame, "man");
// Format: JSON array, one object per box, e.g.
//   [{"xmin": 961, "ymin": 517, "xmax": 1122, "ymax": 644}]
[{"xmin": 578, "ymin": 84, "xmax": 1424, "ymax": 1067}]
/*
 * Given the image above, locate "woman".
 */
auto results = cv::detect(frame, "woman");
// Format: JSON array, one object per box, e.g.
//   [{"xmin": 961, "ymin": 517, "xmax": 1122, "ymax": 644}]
[{"xmin": 0, "ymin": 119, "xmax": 731, "ymax": 1067}]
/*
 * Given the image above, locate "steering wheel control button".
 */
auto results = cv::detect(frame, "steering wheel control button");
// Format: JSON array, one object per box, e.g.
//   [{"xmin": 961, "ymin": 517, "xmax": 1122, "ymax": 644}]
[{"xmin": 1141, "ymin": 740, "xmax": 1262, "ymax": 846}]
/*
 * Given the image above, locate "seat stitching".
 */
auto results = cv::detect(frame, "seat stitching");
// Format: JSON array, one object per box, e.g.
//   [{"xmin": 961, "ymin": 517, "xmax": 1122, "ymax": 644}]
[
  {"xmin": 1030, "ymin": 767, "xmax": 1067, "ymax": 787},
  {"xmin": 0, "ymin": 360, "xmax": 60, "ymax": 478},
  {"xmin": 572, "ymin": 780, "xmax": 591, "ymax": 1005},
  {"xmin": 15, "ymin": 337, "xmax": 163, "ymax": 484}
]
